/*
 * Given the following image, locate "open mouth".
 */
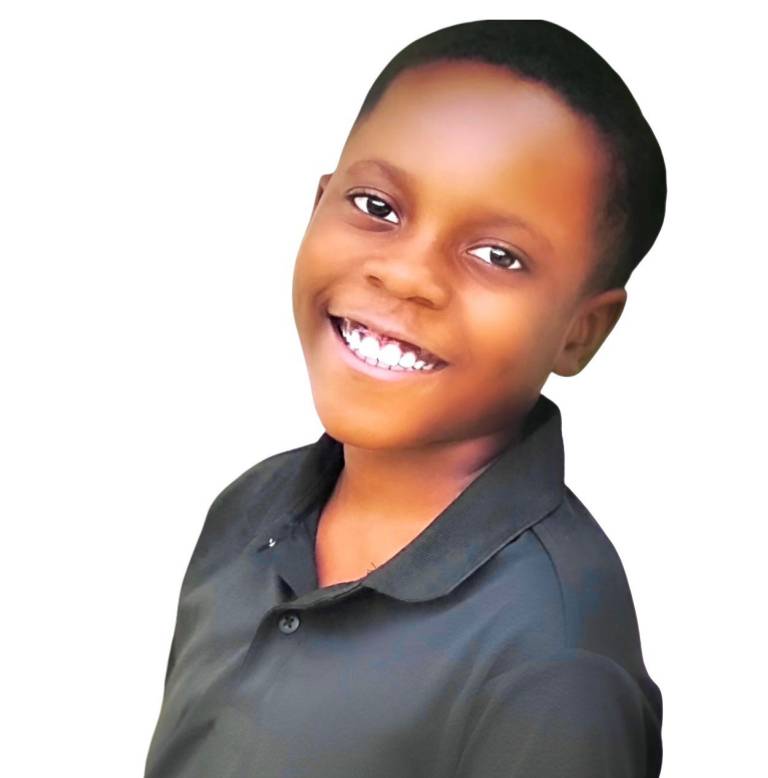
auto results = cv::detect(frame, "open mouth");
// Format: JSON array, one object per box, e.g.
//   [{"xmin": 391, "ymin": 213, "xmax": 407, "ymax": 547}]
[{"xmin": 328, "ymin": 314, "xmax": 448, "ymax": 374}]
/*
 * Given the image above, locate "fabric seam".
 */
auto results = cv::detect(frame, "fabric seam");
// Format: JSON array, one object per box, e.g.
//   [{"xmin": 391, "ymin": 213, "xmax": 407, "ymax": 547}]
[{"xmin": 530, "ymin": 522, "xmax": 569, "ymax": 651}]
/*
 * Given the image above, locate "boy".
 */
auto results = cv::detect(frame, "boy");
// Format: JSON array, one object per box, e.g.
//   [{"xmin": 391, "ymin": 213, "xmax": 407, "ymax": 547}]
[{"xmin": 145, "ymin": 19, "xmax": 666, "ymax": 778}]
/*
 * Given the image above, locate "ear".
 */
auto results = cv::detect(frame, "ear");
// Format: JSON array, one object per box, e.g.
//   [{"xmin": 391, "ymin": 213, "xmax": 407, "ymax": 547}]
[
  {"xmin": 312, "ymin": 172, "xmax": 334, "ymax": 212},
  {"xmin": 552, "ymin": 288, "xmax": 628, "ymax": 377}
]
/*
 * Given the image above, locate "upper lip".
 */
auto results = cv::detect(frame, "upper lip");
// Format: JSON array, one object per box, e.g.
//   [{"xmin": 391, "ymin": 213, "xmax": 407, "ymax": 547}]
[{"xmin": 328, "ymin": 309, "xmax": 448, "ymax": 364}]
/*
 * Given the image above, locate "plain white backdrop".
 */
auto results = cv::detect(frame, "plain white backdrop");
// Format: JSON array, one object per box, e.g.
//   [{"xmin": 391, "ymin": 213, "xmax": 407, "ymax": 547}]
[{"xmin": 1, "ymin": 2, "xmax": 765, "ymax": 775}]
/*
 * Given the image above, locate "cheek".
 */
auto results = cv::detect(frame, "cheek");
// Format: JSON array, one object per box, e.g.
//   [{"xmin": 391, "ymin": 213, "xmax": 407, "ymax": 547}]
[
  {"xmin": 295, "ymin": 222, "xmax": 349, "ymax": 288},
  {"xmin": 464, "ymin": 295, "xmax": 565, "ymax": 374},
  {"xmin": 293, "ymin": 243, "xmax": 334, "ymax": 312},
  {"xmin": 463, "ymin": 296, "xmax": 535, "ymax": 353}
]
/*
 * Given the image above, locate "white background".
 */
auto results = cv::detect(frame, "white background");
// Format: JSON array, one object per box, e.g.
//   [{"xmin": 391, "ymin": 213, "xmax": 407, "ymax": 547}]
[{"xmin": 2, "ymin": 2, "xmax": 764, "ymax": 775}]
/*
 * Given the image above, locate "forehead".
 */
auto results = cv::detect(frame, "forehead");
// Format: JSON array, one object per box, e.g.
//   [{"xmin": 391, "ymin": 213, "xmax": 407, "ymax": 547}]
[{"xmin": 339, "ymin": 61, "xmax": 611, "ymax": 267}]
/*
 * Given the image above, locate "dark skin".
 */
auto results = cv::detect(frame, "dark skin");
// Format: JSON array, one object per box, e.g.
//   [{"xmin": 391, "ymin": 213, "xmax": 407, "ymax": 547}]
[{"xmin": 291, "ymin": 61, "xmax": 627, "ymax": 585}]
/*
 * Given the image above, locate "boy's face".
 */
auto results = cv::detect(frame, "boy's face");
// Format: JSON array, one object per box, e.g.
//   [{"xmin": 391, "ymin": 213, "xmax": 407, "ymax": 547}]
[{"xmin": 292, "ymin": 61, "xmax": 625, "ymax": 449}]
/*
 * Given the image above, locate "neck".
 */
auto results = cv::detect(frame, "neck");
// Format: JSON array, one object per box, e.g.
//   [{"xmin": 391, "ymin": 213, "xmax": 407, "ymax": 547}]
[{"xmin": 328, "ymin": 425, "xmax": 522, "ymax": 529}]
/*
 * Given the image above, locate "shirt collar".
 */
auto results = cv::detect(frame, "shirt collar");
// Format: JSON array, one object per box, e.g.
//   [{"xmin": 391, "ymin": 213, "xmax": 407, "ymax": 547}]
[{"xmin": 248, "ymin": 392, "xmax": 565, "ymax": 603}]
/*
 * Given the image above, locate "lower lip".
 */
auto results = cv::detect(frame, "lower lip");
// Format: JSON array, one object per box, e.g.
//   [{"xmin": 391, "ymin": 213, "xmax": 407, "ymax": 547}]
[{"xmin": 325, "ymin": 315, "xmax": 448, "ymax": 382}]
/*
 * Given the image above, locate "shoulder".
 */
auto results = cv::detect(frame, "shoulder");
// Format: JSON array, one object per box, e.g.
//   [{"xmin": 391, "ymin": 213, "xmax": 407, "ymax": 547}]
[
  {"xmin": 530, "ymin": 487, "xmax": 644, "ymax": 657},
  {"xmin": 455, "ymin": 647, "xmax": 663, "ymax": 778},
  {"xmin": 455, "ymin": 495, "xmax": 665, "ymax": 776},
  {"xmin": 489, "ymin": 488, "xmax": 645, "ymax": 660},
  {"xmin": 525, "ymin": 486, "xmax": 662, "ymax": 717}
]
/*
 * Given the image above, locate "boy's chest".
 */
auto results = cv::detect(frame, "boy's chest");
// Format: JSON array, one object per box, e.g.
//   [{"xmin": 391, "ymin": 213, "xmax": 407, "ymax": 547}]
[
  {"xmin": 146, "ymin": 506, "xmax": 570, "ymax": 778},
  {"xmin": 148, "ymin": 541, "xmax": 501, "ymax": 778}
]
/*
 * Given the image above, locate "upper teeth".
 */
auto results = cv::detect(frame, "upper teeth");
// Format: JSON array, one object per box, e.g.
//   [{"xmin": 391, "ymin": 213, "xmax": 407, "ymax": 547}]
[{"xmin": 339, "ymin": 317, "xmax": 438, "ymax": 371}]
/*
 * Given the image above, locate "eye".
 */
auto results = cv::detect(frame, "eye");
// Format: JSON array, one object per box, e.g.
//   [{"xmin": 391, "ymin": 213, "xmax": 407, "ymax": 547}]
[
  {"xmin": 468, "ymin": 245, "xmax": 526, "ymax": 272},
  {"xmin": 348, "ymin": 191, "xmax": 400, "ymax": 224}
]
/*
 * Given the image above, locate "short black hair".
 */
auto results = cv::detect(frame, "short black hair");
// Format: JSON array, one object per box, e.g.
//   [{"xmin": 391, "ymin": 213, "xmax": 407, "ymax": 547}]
[{"xmin": 349, "ymin": 19, "xmax": 667, "ymax": 295}]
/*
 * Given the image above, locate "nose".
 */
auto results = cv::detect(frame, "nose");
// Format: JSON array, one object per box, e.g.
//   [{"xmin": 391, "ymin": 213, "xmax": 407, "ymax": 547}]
[{"xmin": 360, "ymin": 239, "xmax": 451, "ymax": 309}]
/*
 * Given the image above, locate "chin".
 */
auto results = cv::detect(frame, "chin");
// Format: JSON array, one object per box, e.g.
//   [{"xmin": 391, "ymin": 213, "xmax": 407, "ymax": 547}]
[
  {"xmin": 311, "ymin": 401, "xmax": 424, "ymax": 451},
  {"xmin": 314, "ymin": 409, "xmax": 393, "ymax": 449}
]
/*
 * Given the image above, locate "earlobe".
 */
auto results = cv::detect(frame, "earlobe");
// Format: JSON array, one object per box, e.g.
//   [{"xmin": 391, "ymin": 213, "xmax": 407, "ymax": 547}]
[
  {"xmin": 552, "ymin": 289, "xmax": 627, "ymax": 377},
  {"xmin": 551, "ymin": 318, "xmax": 591, "ymax": 378}
]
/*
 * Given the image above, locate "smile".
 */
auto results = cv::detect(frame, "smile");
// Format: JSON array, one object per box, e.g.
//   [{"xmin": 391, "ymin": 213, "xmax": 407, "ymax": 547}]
[{"xmin": 327, "ymin": 315, "xmax": 449, "ymax": 377}]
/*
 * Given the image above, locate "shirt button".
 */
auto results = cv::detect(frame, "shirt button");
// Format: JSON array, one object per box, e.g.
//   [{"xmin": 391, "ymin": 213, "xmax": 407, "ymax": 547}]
[{"xmin": 277, "ymin": 611, "xmax": 301, "ymax": 634}]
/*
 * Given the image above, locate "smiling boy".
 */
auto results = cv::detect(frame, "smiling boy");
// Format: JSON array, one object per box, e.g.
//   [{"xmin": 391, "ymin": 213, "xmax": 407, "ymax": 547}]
[{"xmin": 145, "ymin": 19, "xmax": 666, "ymax": 778}]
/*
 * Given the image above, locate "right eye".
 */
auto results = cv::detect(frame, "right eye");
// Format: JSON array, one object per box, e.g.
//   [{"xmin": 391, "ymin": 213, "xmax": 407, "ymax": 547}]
[{"xmin": 348, "ymin": 191, "xmax": 400, "ymax": 224}]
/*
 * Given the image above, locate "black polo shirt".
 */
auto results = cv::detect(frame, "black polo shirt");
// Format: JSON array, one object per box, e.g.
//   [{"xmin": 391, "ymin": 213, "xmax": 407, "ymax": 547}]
[{"xmin": 144, "ymin": 393, "xmax": 662, "ymax": 777}]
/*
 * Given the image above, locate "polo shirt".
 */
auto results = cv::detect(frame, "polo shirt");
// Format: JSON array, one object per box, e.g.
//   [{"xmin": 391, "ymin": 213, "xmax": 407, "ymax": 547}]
[{"xmin": 144, "ymin": 392, "xmax": 663, "ymax": 777}]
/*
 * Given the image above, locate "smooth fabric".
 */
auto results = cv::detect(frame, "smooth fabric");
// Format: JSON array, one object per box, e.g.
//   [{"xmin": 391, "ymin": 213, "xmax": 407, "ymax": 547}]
[{"xmin": 144, "ymin": 393, "xmax": 662, "ymax": 777}]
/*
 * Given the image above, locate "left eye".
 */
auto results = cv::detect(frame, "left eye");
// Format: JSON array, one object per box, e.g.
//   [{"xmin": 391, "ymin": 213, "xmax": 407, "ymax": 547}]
[
  {"xmin": 468, "ymin": 245, "xmax": 526, "ymax": 272},
  {"xmin": 349, "ymin": 193, "xmax": 399, "ymax": 224}
]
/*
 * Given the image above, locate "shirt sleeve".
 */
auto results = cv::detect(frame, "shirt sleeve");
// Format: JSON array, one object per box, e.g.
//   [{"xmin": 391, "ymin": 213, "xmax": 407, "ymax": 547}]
[{"xmin": 453, "ymin": 648, "xmax": 662, "ymax": 778}]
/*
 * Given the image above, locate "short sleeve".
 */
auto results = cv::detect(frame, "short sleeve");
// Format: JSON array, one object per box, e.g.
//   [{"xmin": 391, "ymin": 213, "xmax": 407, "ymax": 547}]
[{"xmin": 453, "ymin": 649, "xmax": 662, "ymax": 778}]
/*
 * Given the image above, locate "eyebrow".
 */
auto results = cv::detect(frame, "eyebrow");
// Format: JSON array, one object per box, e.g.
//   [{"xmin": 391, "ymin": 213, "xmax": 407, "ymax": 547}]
[
  {"xmin": 343, "ymin": 158, "xmax": 415, "ymax": 190},
  {"xmin": 342, "ymin": 158, "xmax": 552, "ymax": 251}
]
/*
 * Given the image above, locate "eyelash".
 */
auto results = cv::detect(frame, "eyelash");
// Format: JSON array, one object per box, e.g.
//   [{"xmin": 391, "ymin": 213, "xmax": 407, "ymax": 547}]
[{"xmin": 347, "ymin": 190, "xmax": 528, "ymax": 273}]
